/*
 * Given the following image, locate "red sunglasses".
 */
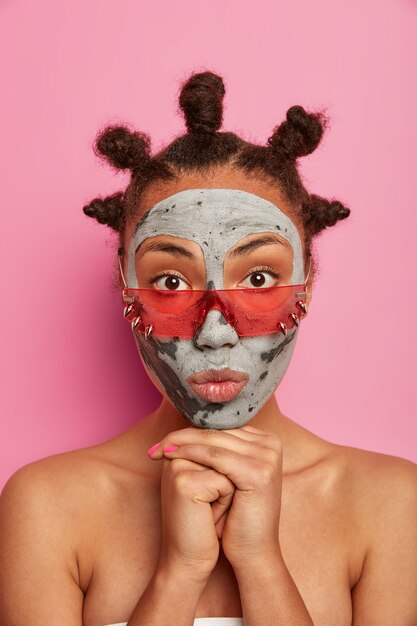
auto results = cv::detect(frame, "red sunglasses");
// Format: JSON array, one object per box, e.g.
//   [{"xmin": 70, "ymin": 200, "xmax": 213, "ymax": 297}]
[
  {"xmin": 118, "ymin": 253, "xmax": 308, "ymax": 339},
  {"xmin": 122, "ymin": 285, "xmax": 307, "ymax": 339}
]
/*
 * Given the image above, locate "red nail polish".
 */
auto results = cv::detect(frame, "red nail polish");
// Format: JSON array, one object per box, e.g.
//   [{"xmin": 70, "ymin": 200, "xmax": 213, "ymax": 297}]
[{"xmin": 163, "ymin": 445, "xmax": 178, "ymax": 453}]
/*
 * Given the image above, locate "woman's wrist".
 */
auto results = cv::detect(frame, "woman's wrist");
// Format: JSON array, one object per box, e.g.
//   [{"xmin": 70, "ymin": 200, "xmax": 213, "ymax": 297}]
[
  {"xmin": 227, "ymin": 544, "xmax": 284, "ymax": 575},
  {"xmin": 156, "ymin": 556, "xmax": 213, "ymax": 589},
  {"xmin": 127, "ymin": 559, "xmax": 209, "ymax": 625}
]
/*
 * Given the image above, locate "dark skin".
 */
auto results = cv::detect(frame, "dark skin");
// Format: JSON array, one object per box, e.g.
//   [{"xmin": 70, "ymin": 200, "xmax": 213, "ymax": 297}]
[{"xmin": 0, "ymin": 166, "xmax": 416, "ymax": 626}]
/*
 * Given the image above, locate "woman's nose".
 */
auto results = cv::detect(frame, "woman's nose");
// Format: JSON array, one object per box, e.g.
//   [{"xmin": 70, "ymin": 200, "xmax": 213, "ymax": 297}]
[{"xmin": 193, "ymin": 309, "xmax": 239, "ymax": 350}]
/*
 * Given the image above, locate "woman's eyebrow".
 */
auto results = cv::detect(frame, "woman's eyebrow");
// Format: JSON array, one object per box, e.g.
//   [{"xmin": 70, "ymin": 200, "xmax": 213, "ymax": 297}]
[
  {"xmin": 136, "ymin": 240, "xmax": 196, "ymax": 259},
  {"xmin": 228, "ymin": 234, "xmax": 290, "ymax": 258}
]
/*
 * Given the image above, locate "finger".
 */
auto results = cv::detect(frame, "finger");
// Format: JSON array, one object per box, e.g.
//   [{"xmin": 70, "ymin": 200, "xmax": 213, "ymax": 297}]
[
  {"xmin": 162, "ymin": 456, "xmax": 212, "ymax": 473},
  {"xmin": 162, "ymin": 444, "xmax": 280, "ymax": 491},
  {"xmin": 235, "ymin": 425, "xmax": 269, "ymax": 434},
  {"xmin": 164, "ymin": 459, "xmax": 235, "ymax": 537},
  {"xmin": 215, "ymin": 426, "xmax": 282, "ymax": 453},
  {"xmin": 170, "ymin": 464, "xmax": 236, "ymax": 506},
  {"xmin": 222, "ymin": 427, "xmax": 271, "ymax": 442},
  {"xmin": 150, "ymin": 427, "xmax": 280, "ymax": 461},
  {"xmin": 213, "ymin": 506, "xmax": 230, "ymax": 540},
  {"xmin": 211, "ymin": 489, "xmax": 234, "ymax": 525}
]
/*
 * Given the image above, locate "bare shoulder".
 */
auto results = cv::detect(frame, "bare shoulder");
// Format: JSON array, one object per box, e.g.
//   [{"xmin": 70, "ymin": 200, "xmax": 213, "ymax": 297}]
[
  {"xmin": 292, "ymin": 422, "xmax": 417, "ymax": 501},
  {"xmin": 331, "ymin": 443, "xmax": 417, "ymax": 505},
  {"xmin": 326, "ymin": 443, "xmax": 417, "ymax": 565},
  {"xmin": 325, "ymin": 447, "xmax": 417, "ymax": 622},
  {"xmin": 0, "ymin": 435, "xmax": 151, "ymax": 525},
  {"xmin": 316, "ymin": 441, "xmax": 417, "ymax": 523},
  {"xmin": 0, "ymin": 449, "xmax": 103, "ymax": 622},
  {"xmin": 0, "ymin": 436, "xmax": 153, "ymax": 604}
]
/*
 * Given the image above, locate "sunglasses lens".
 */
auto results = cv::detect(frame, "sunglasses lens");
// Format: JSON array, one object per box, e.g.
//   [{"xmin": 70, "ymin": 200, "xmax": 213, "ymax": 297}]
[
  {"xmin": 123, "ymin": 285, "xmax": 304, "ymax": 338},
  {"xmin": 137, "ymin": 288, "xmax": 203, "ymax": 314},
  {"xmin": 227, "ymin": 285, "xmax": 294, "ymax": 314}
]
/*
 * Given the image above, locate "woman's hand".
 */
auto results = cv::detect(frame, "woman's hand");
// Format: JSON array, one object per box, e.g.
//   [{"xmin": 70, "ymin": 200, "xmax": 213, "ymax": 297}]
[
  {"xmin": 156, "ymin": 455, "xmax": 236, "ymax": 581},
  {"xmin": 148, "ymin": 425, "xmax": 283, "ymax": 570}
]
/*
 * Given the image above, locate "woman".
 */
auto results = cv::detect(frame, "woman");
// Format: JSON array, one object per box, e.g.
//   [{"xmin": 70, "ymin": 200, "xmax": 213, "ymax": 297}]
[{"xmin": 0, "ymin": 71, "xmax": 416, "ymax": 626}]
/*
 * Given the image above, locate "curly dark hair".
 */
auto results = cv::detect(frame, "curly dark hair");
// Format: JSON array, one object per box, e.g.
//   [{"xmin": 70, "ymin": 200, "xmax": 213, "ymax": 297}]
[{"xmin": 83, "ymin": 70, "xmax": 350, "ymax": 281}]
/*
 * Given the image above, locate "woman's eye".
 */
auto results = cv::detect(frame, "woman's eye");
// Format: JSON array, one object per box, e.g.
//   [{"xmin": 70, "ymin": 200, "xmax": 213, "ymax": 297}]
[
  {"xmin": 240, "ymin": 271, "xmax": 278, "ymax": 288},
  {"xmin": 153, "ymin": 274, "xmax": 190, "ymax": 290}
]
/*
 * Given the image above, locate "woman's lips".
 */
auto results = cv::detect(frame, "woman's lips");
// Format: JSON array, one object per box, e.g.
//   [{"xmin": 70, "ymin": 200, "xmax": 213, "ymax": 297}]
[
  {"xmin": 187, "ymin": 368, "xmax": 249, "ymax": 403},
  {"xmin": 190, "ymin": 380, "xmax": 247, "ymax": 403}
]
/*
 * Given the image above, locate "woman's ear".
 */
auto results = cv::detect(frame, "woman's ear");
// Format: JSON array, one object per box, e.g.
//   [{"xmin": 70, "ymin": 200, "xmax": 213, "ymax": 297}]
[
  {"xmin": 306, "ymin": 282, "xmax": 313, "ymax": 307},
  {"xmin": 303, "ymin": 254, "xmax": 313, "ymax": 308}
]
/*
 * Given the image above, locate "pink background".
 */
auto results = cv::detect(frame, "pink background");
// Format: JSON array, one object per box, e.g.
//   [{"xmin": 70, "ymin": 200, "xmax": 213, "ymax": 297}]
[{"xmin": 1, "ymin": 0, "xmax": 416, "ymax": 489}]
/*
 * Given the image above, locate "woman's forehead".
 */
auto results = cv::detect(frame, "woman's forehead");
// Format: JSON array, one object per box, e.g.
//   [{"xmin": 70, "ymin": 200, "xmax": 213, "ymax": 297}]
[
  {"xmin": 125, "ymin": 188, "xmax": 305, "ymax": 287},
  {"xmin": 131, "ymin": 188, "xmax": 297, "ymax": 243},
  {"xmin": 124, "ymin": 166, "xmax": 302, "ymax": 243}
]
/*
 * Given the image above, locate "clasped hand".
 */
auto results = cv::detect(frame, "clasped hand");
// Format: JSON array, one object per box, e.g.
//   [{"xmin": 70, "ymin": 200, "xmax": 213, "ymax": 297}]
[{"xmin": 148, "ymin": 425, "xmax": 283, "ymax": 575}]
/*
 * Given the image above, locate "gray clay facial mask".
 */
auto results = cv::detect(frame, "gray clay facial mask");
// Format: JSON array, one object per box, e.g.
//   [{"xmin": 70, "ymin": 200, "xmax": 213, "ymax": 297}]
[{"xmin": 126, "ymin": 188, "xmax": 306, "ymax": 429}]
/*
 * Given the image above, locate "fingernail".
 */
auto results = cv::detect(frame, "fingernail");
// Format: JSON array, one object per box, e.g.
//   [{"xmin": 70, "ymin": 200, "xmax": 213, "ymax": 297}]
[
  {"xmin": 163, "ymin": 445, "xmax": 178, "ymax": 453},
  {"xmin": 147, "ymin": 442, "xmax": 161, "ymax": 457}
]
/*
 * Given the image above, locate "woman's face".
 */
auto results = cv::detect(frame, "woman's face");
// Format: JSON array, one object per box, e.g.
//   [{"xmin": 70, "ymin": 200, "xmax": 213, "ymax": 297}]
[{"xmin": 123, "ymin": 167, "xmax": 309, "ymax": 429}]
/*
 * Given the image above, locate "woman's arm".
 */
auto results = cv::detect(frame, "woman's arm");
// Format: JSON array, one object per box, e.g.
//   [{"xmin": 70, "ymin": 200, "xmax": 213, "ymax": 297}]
[
  {"xmin": 233, "ymin": 551, "xmax": 313, "ymax": 626},
  {"xmin": 0, "ymin": 465, "xmax": 84, "ymax": 625},
  {"xmin": 351, "ymin": 459, "xmax": 417, "ymax": 625},
  {"xmin": 126, "ymin": 563, "xmax": 208, "ymax": 626}
]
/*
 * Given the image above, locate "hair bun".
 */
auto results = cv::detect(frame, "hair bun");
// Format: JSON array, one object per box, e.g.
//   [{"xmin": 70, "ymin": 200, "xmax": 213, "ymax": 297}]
[
  {"xmin": 268, "ymin": 105, "xmax": 328, "ymax": 161},
  {"xmin": 303, "ymin": 194, "xmax": 350, "ymax": 236},
  {"xmin": 83, "ymin": 192, "xmax": 124, "ymax": 231},
  {"xmin": 94, "ymin": 125, "xmax": 151, "ymax": 171},
  {"xmin": 179, "ymin": 71, "xmax": 225, "ymax": 134}
]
